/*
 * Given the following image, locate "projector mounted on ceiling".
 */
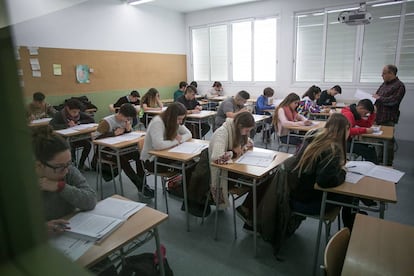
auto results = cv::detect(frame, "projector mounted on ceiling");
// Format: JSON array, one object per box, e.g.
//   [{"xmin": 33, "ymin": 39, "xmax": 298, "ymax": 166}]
[{"xmin": 338, "ymin": 9, "xmax": 372, "ymax": 25}]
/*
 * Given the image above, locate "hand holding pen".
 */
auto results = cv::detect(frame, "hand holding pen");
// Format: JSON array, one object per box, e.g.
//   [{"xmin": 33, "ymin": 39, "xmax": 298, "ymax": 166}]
[{"xmin": 47, "ymin": 219, "xmax": 70, "ymax": 235}]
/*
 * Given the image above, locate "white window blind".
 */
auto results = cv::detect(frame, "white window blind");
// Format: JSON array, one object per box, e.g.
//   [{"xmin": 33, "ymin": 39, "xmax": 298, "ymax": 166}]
[
  {"xmin": 192, "ymin": 28, "xmax": 209, "ymax": 81},
  {"xmin": 254, "ymin": 18, "xmax": 277, "ymax": 81},
  {"xmin": 232, "ymin": 21, "xmax": 252, "ymax": 81},
  {"xmin": 325, "ymin": 12, "xmax": 356, "ymax": 82},
  {"xmin": 210, "ymin": 25, "xmax": 228, "ymax": 81},
  {"xmin": 360, "ymin": 3, "xmax": 402, "ymax": 82},
  {"xmin": 399, "ymin": 1, "xmax": 414, "ymax": 82},
  {"xmin": 295, "ymin": 13, "xmax": 324, "ymax": 82}
]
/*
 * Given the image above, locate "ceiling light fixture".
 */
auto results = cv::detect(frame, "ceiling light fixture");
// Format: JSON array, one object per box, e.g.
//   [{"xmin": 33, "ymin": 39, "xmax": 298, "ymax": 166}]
[
  {"xmin": 127, "ymin": 0, "xmax": 154, "ymax": 6},
  {"xmin": 372, "ymin": 1, "xmax": 403, "ymax": 7}
]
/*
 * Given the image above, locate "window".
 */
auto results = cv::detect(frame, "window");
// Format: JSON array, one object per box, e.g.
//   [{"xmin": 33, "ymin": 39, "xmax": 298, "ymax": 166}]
[
  {"xmin": 191, "ymin": 17, "xmax": 277, "ymax": 82},
  {"xmin": 294, "ymin": 1, "xmax": 414, "ymax": 84}
]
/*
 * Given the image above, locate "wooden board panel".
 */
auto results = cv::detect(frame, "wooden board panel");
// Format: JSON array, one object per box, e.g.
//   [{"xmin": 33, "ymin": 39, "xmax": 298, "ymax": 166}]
[{"xmin": 18, "ymin": 47, "xmax": 187, "ymax": 97}]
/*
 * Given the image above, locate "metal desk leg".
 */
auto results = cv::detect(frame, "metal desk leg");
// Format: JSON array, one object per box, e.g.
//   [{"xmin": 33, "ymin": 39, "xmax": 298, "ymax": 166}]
[
  {"xmin": 182, "ymin": 162, "xmax": 190, "ymax": 232},
  {"xmin": 153, "ymin": 228, "xmax": 165, "ymax": 276},
  {"xmin": 313, "ymin": 191, "xmax": 328, "ymax": 276},
  {"xmin": 198, "ymin": 121, "xmax": 202, "ymax": 139},
  {"xmin": 253, "ymin": 179, "xmax": 257, "ymax": 257},
  {"xmin": 349, "ymin": 138, "xmax": 355, "ymax": 160},
  {"xmin": 116, "ymin": 150, "xmax": 124, "ymax": 196},
  {"xmin": 383, "ymin": 140, "xmax": 389, "ymax": 165},
  {"xmin": 214, "ymin": 169, "xmax": 221, "ymax": 240},
  {"xmin": 98, "ymin": 145, "xmax": 103, "ymax": 199},
  {"xmin": 154, "ymin": 157, "xmax": 158, "ymax": 209}
]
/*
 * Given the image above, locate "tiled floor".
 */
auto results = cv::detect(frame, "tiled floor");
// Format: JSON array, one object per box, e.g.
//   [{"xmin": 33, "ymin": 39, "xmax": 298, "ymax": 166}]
[{"xmin": 85, "ymin": 135, "xmax": 414, "ymax": 276}]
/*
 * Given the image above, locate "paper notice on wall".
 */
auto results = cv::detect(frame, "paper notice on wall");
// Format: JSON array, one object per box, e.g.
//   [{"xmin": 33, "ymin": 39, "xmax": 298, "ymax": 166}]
[
  {"xmin": 30, "ymin": 58, "xmax": 40, "ymax": 70},
  {"xmin": 15, "ymin": 47, "xmax": 21, "ymax": 60},
  {"xmin": 28, "ymin": 47, "xmax": 39, "ymax": 55},
  {"xmin": 32, "ymin": 71, "xmax": 41, "ymax": 78},
  {"xmin": 53, "ymin": 64, "xmax": 62, "ymax": 75}
]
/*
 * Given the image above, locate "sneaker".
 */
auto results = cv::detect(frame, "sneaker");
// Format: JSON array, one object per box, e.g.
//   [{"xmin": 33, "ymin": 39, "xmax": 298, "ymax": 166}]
[
  {"xmin": 358, "ymin": 210, "xmax": 368, "ymax": 215},
  {"xmin": 181, "ymin": 201, "xmax": 211, "ymax": 217},
  {"xmin": 242, "ymin": 223, "xmax": 260, "ymax": 236},
  {"xmin": 142, "ymin": 185, "xmax": 155, "ymax": 199},
  {"xmin": 236, "ymin": 206, "xmax": 252, "ymax": 225},
  {"xmin": 360, "ymin": 198, "xmax": 377, "ymax": 207}
]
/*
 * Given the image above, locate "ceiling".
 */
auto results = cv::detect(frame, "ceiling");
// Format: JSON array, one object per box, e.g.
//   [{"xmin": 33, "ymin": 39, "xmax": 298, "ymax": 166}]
[{"xmin": 145, "ymin": 0, "xmax": 263, "ymax": 13}]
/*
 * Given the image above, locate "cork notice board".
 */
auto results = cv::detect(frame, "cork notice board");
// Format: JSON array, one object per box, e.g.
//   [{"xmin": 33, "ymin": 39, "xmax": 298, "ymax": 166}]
[{"xmin": 18, "ymin": 47, "xmax": 187, "ymax": 97}]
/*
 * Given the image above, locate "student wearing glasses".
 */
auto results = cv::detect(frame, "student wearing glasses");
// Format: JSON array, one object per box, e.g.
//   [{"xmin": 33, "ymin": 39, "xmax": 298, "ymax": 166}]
[
  {"xmin": 272, "ymin": 93, "xmax": 311, "ymax": 146},
  {"xmin": 32, "ymin": 126, "xmax": 96, "ymax": 235}
]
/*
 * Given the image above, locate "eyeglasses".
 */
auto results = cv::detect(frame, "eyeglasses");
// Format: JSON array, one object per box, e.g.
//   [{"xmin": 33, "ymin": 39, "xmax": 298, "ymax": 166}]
[{"xmin": 43, "ymin": 161, "xmax": 72, "ymax": 173}]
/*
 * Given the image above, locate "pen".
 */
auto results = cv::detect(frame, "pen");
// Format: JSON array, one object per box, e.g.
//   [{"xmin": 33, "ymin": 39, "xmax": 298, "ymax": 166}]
[{"xmin": 347, "ymin": 165, "xmax": 356, "ymax": 168}]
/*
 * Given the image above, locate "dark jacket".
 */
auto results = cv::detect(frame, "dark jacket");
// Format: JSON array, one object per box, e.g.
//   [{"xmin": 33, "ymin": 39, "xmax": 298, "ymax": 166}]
[{"xmin": 49, "ymin": 109, "xmax": 95, "ymax": 130}]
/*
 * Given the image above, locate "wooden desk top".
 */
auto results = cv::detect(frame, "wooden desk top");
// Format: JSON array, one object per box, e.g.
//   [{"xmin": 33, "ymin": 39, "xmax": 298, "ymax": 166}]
[
  {"xmin": 287, "ymin": 120, "xmax": 326, "ymax": 132},
  {"xmin": 342, "ymin": 214, "xmax": 414, "ymax": 276},
  {"xmin": 208, "ymin": 96, "xmax": 227, "ymax": 101},
  {"xmin": 92, "ymin": 131, "xmax": 145, "ymax": 149},
  {"xmin": 361, "ymin": 125, "xmax": 394, "ymax": 140},
  {"xmin": 315, "ymin": 176, "xmax": 397, "ymax": 203},
  {"xmin": 145, "ymin": 107, "xmax": 167, "ymax": 115},
  {"xmin": 186, "ymin": 110, "xmax": 217, "ymax": 119},
  {"xmin": 76, "ymin": 195, "xmax": 168, "ymax": 268},
  {"xmin": 54, "ymin": 124, "xmax": 98, "ymax": 138},
  {"xmin": 160, "ymin": 98, "xmax": 174, "ymax": 104},
  {"xmin": 211, "ymin": 148, "xmax": 292, "ymax": 178},
  {"xmin": 28, "ymin": 117, "xmax": 52, "ymax": 127},
  {"xmin": 149, "ymin": 139, "xmax": 209, "ymax": 162}
]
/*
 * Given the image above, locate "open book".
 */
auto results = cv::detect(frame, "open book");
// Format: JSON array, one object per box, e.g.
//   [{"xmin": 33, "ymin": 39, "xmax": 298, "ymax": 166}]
[
  {"xmin": 66, "ymin": 197, "xmax": 146, "ymax": 242},
  {"xmin": 346, "ymin": 161, "xmax": 404, "ymax": 183},
  {"xmin": 168, "ymin": 142, "xmax": 208, "ymax": 154},
  {"xmin": 235, "ymin": 151, "xmax": 277, "ymax": 167}
]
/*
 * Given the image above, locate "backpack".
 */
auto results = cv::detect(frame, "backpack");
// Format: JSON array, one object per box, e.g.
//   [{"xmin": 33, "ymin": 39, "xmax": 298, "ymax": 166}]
[{"xmin": 119, "ymin": 247, "xmax": 174, "ymax": 276}]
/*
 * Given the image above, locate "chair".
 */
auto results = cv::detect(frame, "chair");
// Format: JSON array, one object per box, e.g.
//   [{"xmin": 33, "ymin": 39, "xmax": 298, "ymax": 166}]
[
  {"xmin": 276, "ymin": 134, "xmax": 293, "ymax": 153},
  {"xmin": 322, "ymin": 227, "xmax": 351, "ymax": 276},
  {"xmin": 137, "ymin": 139, "xmax": 178, "ymax": 214},
  {"xmin": 292, "ymin": 206, "xmax": 342, "ymax": 244},
  {"xmin": 95, "ymin": 158, "xmax": 119, "ymax": 200}
]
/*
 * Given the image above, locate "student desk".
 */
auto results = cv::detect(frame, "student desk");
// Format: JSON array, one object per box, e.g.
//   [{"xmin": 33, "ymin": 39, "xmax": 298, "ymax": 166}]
[
  {"xmin": 286, "ymin": 120, "xmax": 326, "ymax": 145},
  {"xmin": 211, "ymin": 148, "xmax": 292, "ymax": 255},
  {"xmin": 28, "ymin": 117, "xmax": 52, "ymax": 127},
  {"xmin": 149, "ymin": 139, "xmax": 209, "ymax": 231},
  {"xmin": 144, "ymin": 108, "xmax": 166, "ymax": 127},
  {"xmin": 93, "ymin": 131, "xmax": 145, "ymax": 198},
  {"xmin": 253, "ymin": 114, "xmax": 272, "ymax": 148},
  {"xmin": 350, "ymin": 125, "xmax": 394, "ymax": 165},
  {"xmin": 160, "ymin": 98, "xmax": 174, "ymax": 106},
  {"xmin": 77, "ymin": 195, "xmax": 168, "ymax": 276},
  {"xmin": 186, "ymin": 110, "xmax": 216, "ymax": 139},
  {"xmin": 204, "ymin": 96, "xmax": 227, "ymax": 111},
  {"xmin": 312, "ymin": 176, "xmax": 397, "ymax": 275},
  {"xmin": 54, "ymin": 124, "xmax": 98, "ymax": 143},
  {"xmin": 342, "ymin": 214, "xmax": 414, "ymax": 276}
]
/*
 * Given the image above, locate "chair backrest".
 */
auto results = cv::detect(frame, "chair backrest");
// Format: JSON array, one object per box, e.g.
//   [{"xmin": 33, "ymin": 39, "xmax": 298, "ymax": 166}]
[{"xmin": 324, "ymin": 227, "xmax": 351, "ymax": 276}]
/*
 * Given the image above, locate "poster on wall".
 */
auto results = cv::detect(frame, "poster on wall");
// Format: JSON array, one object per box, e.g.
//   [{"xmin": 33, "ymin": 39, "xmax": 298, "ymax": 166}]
[{"xmin": 76, "ymin": 65, "xmax": 90, "ymax": 83}]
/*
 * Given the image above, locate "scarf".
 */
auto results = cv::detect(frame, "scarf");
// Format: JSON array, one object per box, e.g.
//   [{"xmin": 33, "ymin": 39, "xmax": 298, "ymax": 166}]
[{"xmin": 283, "ymin": 105, "xmax": 297, "ymax": 121}]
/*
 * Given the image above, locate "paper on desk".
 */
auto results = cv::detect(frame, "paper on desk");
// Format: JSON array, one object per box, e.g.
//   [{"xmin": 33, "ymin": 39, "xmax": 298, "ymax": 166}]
[
  {"xmin": 49, "ymin": 235, "xmax": 93, "ymax": 261},
  {"xmin": 98, "ymin": 132, "xmax": 145, "ymax": 145},
  {"xmin": 31, "ymin": 118, "xmax": 52, "ymax": 124},
  {"xmin": 354, "ymin": 89, "xmax": 376, "ymax": 104},
  {"xmin": 168, "ymin": 142, "xmax": 208, "ymax": 154},
  {"xmin": 92, "ymin": 197, "xmax": 146, "ymax": 220},
  {"xmin": 55, "ymin": 128, "xmax": 79, "ymax": 135},
  {"xmin": 235, "ymin": 151, "xmax": 276, "ymax": 167},
  {"xmin": 345, "ymin": 172, "xmax": 364, "ymax": 184},
  {"xmin": 371, "ymin": 130, "xmax": 383, "ymax": 135},
  {"xmin": 346, "ymin": 161, "xmax": 404, "ymax": 183},
  {"xmin": 72, "ymin": 123, "xmax": 98, "ymax": 130}
]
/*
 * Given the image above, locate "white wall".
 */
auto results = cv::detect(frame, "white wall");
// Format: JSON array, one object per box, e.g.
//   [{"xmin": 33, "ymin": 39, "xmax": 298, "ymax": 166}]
[
  {"xmin": 185, "ymin": 0, "xmax": 413, "ymax": 141},
  {"xmin": 9, "ymin": 0, "xmax": 186, "ymax": 54}
]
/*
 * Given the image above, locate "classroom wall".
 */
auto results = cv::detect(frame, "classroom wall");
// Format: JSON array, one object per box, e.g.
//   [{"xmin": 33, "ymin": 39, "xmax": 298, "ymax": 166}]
[{"xmin": 185, "ymin": 0, "xmax": 413, "ymax": 141}]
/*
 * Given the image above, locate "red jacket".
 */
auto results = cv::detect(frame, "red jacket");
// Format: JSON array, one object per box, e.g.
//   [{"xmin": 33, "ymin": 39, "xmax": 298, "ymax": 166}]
[{"xmin": 341, "ymin": 105, "xmax": 376, "ymax": 137}]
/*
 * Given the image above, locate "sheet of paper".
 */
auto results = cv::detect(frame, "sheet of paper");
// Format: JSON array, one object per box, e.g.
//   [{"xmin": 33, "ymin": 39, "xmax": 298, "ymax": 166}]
[
  {"xmin": 367, "ymin": 166, "xmax": 405, "ymax": 183},
  {"xmin": 235, "ymin": 151, "xmax": 276, "ymax": 167},
  {"xmin": 72, "ymin": 123, "xmax": 98, "ymax": 130},
  {"xmin": 32, "ymin": 70, "xmax": 41, "ymax": 77},
  {"xmin": 30, "ymin": 58, "xmax": 40, "ymax": 70},
  {"xmin": 31, "ymin": 118, "xmax": 52, "ymax": 124},
  {"xmin": 55, "ymin": 128, "xmax": 79, "ymax": 135},
  {"xmin": 168, "ymin": 142, "xmax": 208, "ymax": 154},
  {"xmin": 68, "ymin": 213, "xmax": 124, "ymax": 241},
  {"xmin": 97, "ymin": 132, "xmax": 145, "ymax": 145},
  {"xmin": 354, "ymin": 89, "xmax": 376, "ymax": 104},
  {"xmin": 49, "ymin": 235, "xmax": 93, "ymax": 261},
  {"xmin": 345, "ymin": 172, "xmax": 364, "ymax": 184},
  {"xmin": 91, "ymin": 197, "xmax": 146, "ymax": 220},
  {"xmin": 346, "ymin": 161, "xmax": 376, "ymax": 175},
  {"xmin": 371, "ymin": 130, "xmax": 383, "ymax": 135}
]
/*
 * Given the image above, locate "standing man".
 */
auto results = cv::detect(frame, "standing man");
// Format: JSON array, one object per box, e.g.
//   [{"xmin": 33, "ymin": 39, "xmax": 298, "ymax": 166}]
[
  {"xmin": 317, "ymin": 85, "xmax": 342, "ymax": 106},
  {"xmin": 174, "ymin": 81, "xmax": 188, "ymax": 102},
  {"xmin": 373, "ymin": 64, "xmax": 406, "ymax": 166}
]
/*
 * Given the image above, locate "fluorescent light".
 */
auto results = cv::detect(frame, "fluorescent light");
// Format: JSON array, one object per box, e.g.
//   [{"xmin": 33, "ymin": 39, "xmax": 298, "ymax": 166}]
[
  {"xmin": 127, "ymin": 0, "xmax": 154, "ymax": 6},
  {"xmin": 372, "ymin": 1, "xmax": 403, "ymax": 7},
  {"xmin": 327, "ymin": 7, "xmax": 360, "ymax": 13}
]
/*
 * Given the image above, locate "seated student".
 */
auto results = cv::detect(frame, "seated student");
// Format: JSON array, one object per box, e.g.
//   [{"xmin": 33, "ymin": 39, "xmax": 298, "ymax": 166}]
[
  {"xmin": 140, "ymin": 88, "xmax": 164, "ymax": 128},
  {"xmin": 209, "ymin": 112, "xmax": 263, "ymax": 232},
  {"xmin": 176, "ymin": 85, "xmax": 210, "ymax": 139},
  {"xmin": 26, "ymin": 91, "xmax": 57, "ymax": 121},
  {"xmin": 113, "ymin": 90, "xmax": 140, "ymax": 126},
  {"xmin": 173, "ymin": 81, "xmax": 188, "ymax": 102},
  {"xmin": 208, "ymin": 81, "xmax": 224, "ymax": 97},
  {"xmin": 297, "ymin": 85, "xmax": 329, "ymax": 117},
  {"xmin": 288, "ymin": 113, "xmax": 357, "ymax": 229},
  {"xmin": 31, "ymin": 125, "xmax": 96, "ymax": 233},
  {"xmin": 94, "ymin": 103, "xmax": 154, "ymax": 198},
  {"xmin": 255, "ymin": 87, "xmax": 276, "ymax": 115},
  {"xmin": 317, "ymin": 85, "xmax": 342, "ymax": 106},
  {"xmin": 189, "ymin": 81, "xmax": 198, "ymax": 88},
  {"xmin": 214, "ymin": 90, "xmax": 250, "ymax": 130},
  {"xmin": 140, "ymin": 102, "xmax": 192, "ymax": 172},
  {"xmin": 49, "ymin": 99, "xmax": 94, "ymax": 171},
  {"xmin": 341, "ymin": 99, "xmax": 378, "ymax": 164},
  {"xmin": 272, "ymin": 93, "xmax": 311, "ymax": 146}
]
